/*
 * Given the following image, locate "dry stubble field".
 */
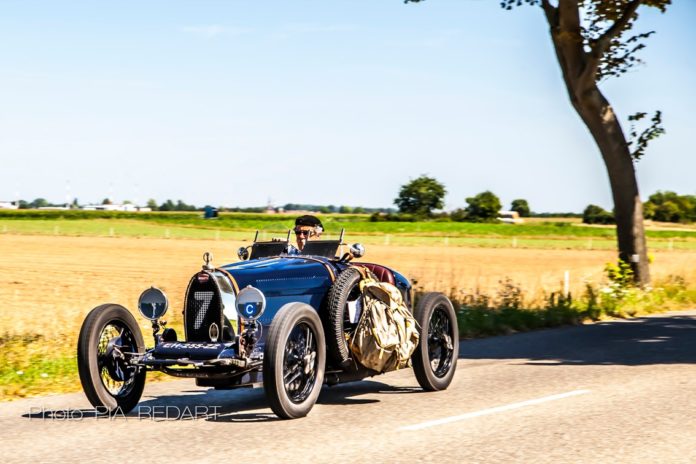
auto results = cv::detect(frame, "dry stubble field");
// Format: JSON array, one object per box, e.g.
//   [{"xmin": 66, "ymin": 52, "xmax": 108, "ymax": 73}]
[{"xmin": 2, "ymin": 234, "xmax": 695, "ymax": 336}]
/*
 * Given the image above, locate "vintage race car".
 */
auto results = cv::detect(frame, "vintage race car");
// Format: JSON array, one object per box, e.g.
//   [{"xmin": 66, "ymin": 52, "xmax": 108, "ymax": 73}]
[{"xmin": 77, "ymin": 231, "xmax": 458, "ymax": 419}]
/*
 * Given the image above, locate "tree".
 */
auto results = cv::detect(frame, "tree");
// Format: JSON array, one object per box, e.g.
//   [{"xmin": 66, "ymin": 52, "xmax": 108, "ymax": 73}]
[
  {"xmin": 29, "ymin": 198, "xmax": 49, "ymax": 209},
  {"xmin": 159, "ymin": 199, "xmax": 175, "ymax": 211},
  {"xmin": 146, "ymin": 199, "xmax": 158, "ymax": 210},
  {"xmin": 644, "ymin": 191, "xmax": 696, "ymax": 223},
  {"xmin": 465, "ymin": 191, "xmax": 502, "ymax": 222},
  {"xmin": 407, "ymin": 0, "xmax": 671, "ymax": 285},
  {"xmin": 510, "ymin": 199, "xmax": 531, "ymax": 217},
  {"xmin": 394, "ymin": 175, "xmax": 447, "ymax": 217},
  {"xmin": 583, "ymin": 204, "xmax": 615, "ymax": 224}
]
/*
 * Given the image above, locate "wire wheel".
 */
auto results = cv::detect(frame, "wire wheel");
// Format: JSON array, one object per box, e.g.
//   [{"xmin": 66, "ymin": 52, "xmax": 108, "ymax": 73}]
[
  {"xmin": 283, "ymin": 323, "xmax": 319, "ymax": 404},
  {"xmin": 96, "ymin": 322, "xmax": 139, "ymax": 397},
  {"xmin": 427, "ymin": 306, "xmax": 455, "ymax": 378},
  {"xmin": 77, "ymin": 304, "xmax": 146, "ymax": 414},
  {"xmin": 411, "ymin": 293, "xmax": 458, "ymax": 391},
  {"xmin": 264, "ymin": 302, "xmax": 326, "ymax": 419}
]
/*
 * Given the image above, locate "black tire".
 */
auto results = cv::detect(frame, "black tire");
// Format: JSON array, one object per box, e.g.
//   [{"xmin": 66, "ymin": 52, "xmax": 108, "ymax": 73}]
[
  {"xmin": 77, "ymin": 304, "xmax": 146, "ymax": 414},
  {"xmin": 263, "ymin": 303, "xmax": 326, "ymax": 419},
  {"xmin": 325, "ymin": 267, "xmax": 363, "ymax": 368},
  {"xmin": 411, "ymin": 293, "xmax": 458, "ymax": 391}
]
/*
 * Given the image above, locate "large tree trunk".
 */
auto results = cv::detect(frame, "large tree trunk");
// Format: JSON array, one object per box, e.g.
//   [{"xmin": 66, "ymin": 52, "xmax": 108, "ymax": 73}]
[
  {"xmin": 573, "ymin": 88, "xmax": 651, "ymax": 286},
  {"xmin": 546, "ymin": 1, "xmax": 651, "ymax": 285}
]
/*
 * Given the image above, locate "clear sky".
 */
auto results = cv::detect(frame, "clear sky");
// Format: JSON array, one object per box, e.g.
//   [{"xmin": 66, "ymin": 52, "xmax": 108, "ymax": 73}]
[{"xmin": 1, "ymin": 0, "xmax": 694, "ymax": 212}]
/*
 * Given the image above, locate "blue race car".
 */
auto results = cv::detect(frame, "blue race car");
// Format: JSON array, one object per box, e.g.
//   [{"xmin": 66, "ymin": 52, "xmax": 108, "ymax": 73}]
[{"xmin": 77, "ymin": 231, "xmax": 458, "ymax": 419}]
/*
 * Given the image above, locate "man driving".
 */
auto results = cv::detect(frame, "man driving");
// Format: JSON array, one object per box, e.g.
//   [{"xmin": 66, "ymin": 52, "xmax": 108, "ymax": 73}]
[{"xmin": 289, "ymin": 215, "xmax": 323, "ymax": 254}]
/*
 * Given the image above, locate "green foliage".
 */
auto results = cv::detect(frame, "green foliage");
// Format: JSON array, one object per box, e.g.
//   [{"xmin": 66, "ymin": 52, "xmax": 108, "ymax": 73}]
[
  {"xmin": 643, "ymin": 191, "xmax": 696, "ymax": 223},
  {"xmin": 146, "ymin": 199, "xmax": 158, "ymax": 210},
  {"xmin": 628, "ymin": 110, "xmax": 665, "ymax": 161},
  {"xmin": 583, "ymin": 204, "xmax": 615, "ymax": 224},
  {"xmin": 510, "ymin": 198, "xmax": 531, "ymax": 217},
  {"xmin": 29, "ymin": 198, "xmax": 49, "ymax": 209},
  {"xmin": 394, "ymin": 175, "xmax": 447, "ymax": 217},
  {"xmin": 464, "ymin": 191, "xmax": 501, "ymax": 222},
  {"xmin": 444, "ymin": 269, "xmax": 696, "ymax": 339}
]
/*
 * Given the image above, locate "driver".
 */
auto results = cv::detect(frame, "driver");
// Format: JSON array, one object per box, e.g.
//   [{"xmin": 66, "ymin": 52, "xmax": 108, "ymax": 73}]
[{"xmin": 288, "ymin": 215, "xmax": 323, "ymax": 254}]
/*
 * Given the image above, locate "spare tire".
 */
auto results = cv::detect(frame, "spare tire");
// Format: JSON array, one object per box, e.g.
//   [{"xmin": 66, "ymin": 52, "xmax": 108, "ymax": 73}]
[{"xmin": 324, "ymin": 266, "xmax": 363, "ymax": 368}]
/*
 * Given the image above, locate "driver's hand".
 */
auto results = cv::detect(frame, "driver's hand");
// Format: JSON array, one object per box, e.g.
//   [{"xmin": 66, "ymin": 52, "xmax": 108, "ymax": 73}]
[{"xmin": 271, "ymin": 237, "xmax": 282, "ymax": 242}]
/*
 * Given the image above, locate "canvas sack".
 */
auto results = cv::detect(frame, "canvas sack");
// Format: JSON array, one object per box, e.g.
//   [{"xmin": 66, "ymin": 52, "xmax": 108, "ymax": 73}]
[{"xmin": 349, "ymin": 277, "xmax": 419, "ymax": 373}]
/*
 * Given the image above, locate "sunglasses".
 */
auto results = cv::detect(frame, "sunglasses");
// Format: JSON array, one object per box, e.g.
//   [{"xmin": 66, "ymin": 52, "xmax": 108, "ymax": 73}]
[{"xmin": 294, "ymin": 229, "xmax": 312, "ymax": 237}]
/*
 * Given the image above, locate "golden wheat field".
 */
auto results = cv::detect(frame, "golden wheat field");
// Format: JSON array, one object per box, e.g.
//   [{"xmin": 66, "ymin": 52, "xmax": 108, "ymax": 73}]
[{"xmin": 1, "ymin": 233, "xmax": 694, "ymax": 338}]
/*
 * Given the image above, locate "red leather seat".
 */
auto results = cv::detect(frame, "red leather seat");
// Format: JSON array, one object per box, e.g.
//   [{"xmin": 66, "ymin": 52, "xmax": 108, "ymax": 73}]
[{"xmin": 353, "ymin": 263, "xmax": 395, "ymax": 285}]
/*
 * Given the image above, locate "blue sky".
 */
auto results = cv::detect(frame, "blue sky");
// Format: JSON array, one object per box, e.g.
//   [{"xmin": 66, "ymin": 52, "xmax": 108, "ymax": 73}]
[{"xmin": 1, "ymin": 0, "xmax": 693, "ymax": 212}]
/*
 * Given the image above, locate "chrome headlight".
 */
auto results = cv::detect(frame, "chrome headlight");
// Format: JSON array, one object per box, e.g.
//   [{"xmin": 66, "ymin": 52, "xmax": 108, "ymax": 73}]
[
  {"xmin": 138, "ymin": 287, "xmax": 169, "ymax": 320},
  {"xmin": 236, "ymin": 286, "xmax": 266, "ymax": 322}
]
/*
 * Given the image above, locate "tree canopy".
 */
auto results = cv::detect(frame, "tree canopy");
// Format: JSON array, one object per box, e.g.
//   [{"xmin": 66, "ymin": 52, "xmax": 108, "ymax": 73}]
[
  {"xmin": 465, "ymin": 191, "xmax": 502, "ymax": 222},
  {"xmin": 394, "ymin": 175, "xmax": 447, "ymax": 217},
  {"xmin": 510, "ymin": 199, "xmax": 531, "ymax": 217}
]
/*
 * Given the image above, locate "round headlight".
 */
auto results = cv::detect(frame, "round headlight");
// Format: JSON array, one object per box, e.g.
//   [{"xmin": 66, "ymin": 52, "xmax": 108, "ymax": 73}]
[
  {"xmin": 236, "ymin": 286, "xmax": 266, "ymax": 321},
  {"xmin": 138, "ymin": 287, "xmax": 169, "ymax": 320}
]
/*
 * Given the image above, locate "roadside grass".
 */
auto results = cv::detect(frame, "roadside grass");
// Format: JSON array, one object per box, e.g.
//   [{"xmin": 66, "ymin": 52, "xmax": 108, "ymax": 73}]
[{"xmin": 440, "ymin": 272, "xmax": 696, "ymax": 339}]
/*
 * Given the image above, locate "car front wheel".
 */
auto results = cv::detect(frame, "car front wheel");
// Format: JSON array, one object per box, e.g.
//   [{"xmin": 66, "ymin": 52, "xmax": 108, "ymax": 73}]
[
  {"xmin": 77, "ymin": 304, "xmax": 146, "ymax": 414},
  {"xmin": 263, "ymin": 302, "xmax": 326, "ymax": 419}
]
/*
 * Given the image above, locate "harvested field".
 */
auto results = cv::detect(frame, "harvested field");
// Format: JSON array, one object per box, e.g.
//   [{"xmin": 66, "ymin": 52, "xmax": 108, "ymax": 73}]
[
  {"xmin": 1, "ymin": 234, "xmax": 694, "ymax": 336},
  {"xmin": 0, "ymin": 233, "xmax": 694, "ymax": 399}
]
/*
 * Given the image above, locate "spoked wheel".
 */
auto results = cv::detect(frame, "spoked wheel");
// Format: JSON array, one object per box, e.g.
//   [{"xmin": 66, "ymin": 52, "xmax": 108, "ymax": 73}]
[
  {"xmin": 264, "ymin": 303, "xmax": 326, "ymax": 419},
  {"xmin": 325, "ymin": 267, "xmax": 363, "ymax": 368},
  {"xmin": 411, "ymin": 293, "xmax": 458, "ymax": 391},
  {"xmin": 77, "ymin": 304, "xmax": 146, "ymax": 414}
]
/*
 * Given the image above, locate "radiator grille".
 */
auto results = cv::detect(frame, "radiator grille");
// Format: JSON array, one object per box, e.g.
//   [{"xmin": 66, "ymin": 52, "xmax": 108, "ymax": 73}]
[{"xmin": 184, "ymin": 274, "xmax": 223, "ymax": 342}]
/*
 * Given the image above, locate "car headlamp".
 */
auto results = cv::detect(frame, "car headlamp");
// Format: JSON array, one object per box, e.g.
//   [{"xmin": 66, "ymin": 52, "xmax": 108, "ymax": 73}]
[
  {"xmin": 236, "ymin": 286, "xmax": 266, "ymax": 322},
  {"xmin": 138, "ymin": 287, "xmax": 169, "ymax": 320}
]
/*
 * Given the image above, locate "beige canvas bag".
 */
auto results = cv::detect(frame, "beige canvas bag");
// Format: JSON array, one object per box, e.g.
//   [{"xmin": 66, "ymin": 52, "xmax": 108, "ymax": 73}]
[{"xmin": 349, "ymin": 276, "xmax": 419, "ymax": 373}]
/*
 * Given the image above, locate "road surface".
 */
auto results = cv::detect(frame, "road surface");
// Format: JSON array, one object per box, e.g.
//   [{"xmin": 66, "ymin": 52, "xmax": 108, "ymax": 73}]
[{"xmin": 3, "ymin": 310, "xmax": 696, "ymax": 463}]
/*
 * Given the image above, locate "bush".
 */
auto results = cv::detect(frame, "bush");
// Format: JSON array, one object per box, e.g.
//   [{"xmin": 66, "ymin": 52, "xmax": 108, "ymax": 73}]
[{"xmin": 582, "ymin": 204, "xmax": 615, "ymax": 224}]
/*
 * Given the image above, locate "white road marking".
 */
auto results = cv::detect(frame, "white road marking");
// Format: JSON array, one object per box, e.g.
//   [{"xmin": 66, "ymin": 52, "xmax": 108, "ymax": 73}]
[{"xmin": 400, "ymin": 389, "xmax": 591, "ymax": 431}]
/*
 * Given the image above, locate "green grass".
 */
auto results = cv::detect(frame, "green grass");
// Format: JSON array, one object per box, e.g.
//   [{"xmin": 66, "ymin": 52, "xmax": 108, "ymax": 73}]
[
  {"xmin": 1, "ymin": 211, "xmax": 695, "ymax": 250},
  {"xmin": 445, "ymin": 275, "xmax": 696, "ymax": 339}
]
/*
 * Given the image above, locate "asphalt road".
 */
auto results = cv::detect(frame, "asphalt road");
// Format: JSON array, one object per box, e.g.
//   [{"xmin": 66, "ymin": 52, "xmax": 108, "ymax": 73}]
[{"xmin": 3, "ymin": 310, "xmax": 696, "ymax": 464}]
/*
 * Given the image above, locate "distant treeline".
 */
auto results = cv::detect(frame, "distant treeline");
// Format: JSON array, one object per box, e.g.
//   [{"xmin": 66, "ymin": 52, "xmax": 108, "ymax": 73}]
[{"xmin": 583, "ymin": 191, "xmax": 696, "ymax": 225}]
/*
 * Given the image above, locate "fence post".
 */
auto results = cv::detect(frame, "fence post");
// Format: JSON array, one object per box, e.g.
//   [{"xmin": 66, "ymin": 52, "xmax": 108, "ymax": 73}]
[{"xmin": 563, "ymin": 270, "xmax": 570, "ymax": 298}]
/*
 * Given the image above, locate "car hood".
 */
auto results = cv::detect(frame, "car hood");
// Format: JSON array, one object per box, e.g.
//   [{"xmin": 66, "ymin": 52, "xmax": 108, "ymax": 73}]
[{"xmin": 220, "ymin": 256, "xmax": 336, "ymax": 298}]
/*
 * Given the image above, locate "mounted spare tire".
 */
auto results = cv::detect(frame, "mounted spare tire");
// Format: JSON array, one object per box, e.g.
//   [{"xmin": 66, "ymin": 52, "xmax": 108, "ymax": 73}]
[{"xmin": 324, "ymin": 266, "xmax": 363, "ymax": 368}]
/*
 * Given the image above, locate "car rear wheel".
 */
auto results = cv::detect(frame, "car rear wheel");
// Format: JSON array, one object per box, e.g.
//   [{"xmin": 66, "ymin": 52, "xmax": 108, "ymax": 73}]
[
  {"xmin": 263, "ymin": 302, "xmax": 326, "ymax": 419},
  {"xmin": 411, "ymin": 293, "xmax": 458, "ymax": 391},
  {"xmin": 77, "ymin": 304, "xmax": 146, "ymax": 414}
]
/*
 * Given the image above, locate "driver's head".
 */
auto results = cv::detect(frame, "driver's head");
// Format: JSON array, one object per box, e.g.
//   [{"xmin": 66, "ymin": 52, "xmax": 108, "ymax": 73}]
[{"xmin": 294, "ymin": 215, "xmax": 323, "ymax": 251}]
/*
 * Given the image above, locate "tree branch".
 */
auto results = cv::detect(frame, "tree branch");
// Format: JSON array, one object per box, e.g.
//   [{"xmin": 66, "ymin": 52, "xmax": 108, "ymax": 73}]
[
  {"xmin": 593, "ymin": 0, "xmax": 642, "ymax": 58},
  {"xmin": 540, "ymin": 0, "xmax": 557, "ymax": 26}
]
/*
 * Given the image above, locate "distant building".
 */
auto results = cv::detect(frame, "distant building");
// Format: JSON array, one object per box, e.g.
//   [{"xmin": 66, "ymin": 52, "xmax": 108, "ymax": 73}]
[
  {"xmin": 498, "ymin": 210, "xmax": 524, "ymax": 224},
  {"xmin": 0, "ymin": 201, "xmax": 19, "ymax": 209},
  {"xmin": 81, "ymin": 203, "xmax": 149, "ymax": 212}
]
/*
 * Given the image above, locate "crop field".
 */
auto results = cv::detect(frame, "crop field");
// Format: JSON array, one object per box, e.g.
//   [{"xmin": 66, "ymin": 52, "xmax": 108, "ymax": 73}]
[{"xmin": 0, "ymin": 215, "xmax": 694, "ymax": 399}]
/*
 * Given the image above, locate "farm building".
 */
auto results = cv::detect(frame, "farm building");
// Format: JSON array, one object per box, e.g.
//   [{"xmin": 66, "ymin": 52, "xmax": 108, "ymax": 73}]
[{"xmin": 0, "ymin": 201, "xmax": 19, "ymax": 209}]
